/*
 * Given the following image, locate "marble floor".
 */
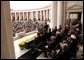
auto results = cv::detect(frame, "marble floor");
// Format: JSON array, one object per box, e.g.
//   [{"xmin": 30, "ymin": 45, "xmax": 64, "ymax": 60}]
[
  {"xmin": 77, "ymin": 44, "xmax": 83, "ymax": 59},
  {"xmin": 36, "ymin": 52, "xmax": 52, "ymax": 59}
]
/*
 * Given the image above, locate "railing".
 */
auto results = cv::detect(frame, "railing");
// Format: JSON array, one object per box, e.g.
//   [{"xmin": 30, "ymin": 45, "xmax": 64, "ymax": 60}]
[{"xmin": 13, "ymin": 30, "xmax": 38, "ymax": 41}]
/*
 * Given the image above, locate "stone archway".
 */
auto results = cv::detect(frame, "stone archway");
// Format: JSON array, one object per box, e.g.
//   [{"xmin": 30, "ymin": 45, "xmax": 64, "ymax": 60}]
[
  {"xmin": 65, "ymin": 4, "xmax": 83, "ymax": 29},
  {"xmin": 66, "ymin": 4, "xmax": 83, "ymax": 20}
]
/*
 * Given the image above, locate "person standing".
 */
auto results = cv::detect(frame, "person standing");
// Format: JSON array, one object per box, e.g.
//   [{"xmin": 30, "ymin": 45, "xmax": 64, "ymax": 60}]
[{"xmin": 58, "ymin": 25, "xmax": 62, "ymax": 32}]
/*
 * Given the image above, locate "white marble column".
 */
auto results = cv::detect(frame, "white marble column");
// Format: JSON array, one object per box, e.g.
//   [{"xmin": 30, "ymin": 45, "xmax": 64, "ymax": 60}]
[
  {"xmin": 45, "ymin": 10, "xmax": 46, "ymax": 20},
  {"xmin": 26, "ymin": 12, "xmax": 28, "ymax": 21},
  {"xmin": 36, "ymin": 11, "xmax": 38, "ymax": 20},
  {"xmin": 62, "ymin": 1, "xmax": 66, "ymax": 29},
  {"xmin": 46, "ymin": 9, "xmax": 48, "ymax": 20},
  {"xmin": 41, "ymin": 10, "xmax": 43, "ymax": 21},
  {"xmin": 33, "ymin": 11, "xmax": 34, "ymax": 20},
  {"xmin": 14, "ymin": 13, "xmax": 15, "ymax": 21},
  {"xmin": 50, "ymin": 1, "xmax": 57, "ymax": 29},
  {"xmin": 39, "ymin": 11, "xmax": 41, "ymax": 20},
  {"xmin": 28, "ymin": 12, "xmax": 29, "ymax": 20},
  {"xmin": 49, "ymin": 9, "xmax": 51, "ymax": 21},
  {"xmin": 19, "ymin": 12, "xmax": 21, "ymax": 21},
  {"xmin": 57, "ymin": 1, "xmax": 64, "ymax": 29},
  {"xmin": 39, "ymin": 11, "xmax": 41, "ymax": 21},
  {"xmin": 48, "ymin": 9, "xmax": 49, "ymax": 19},
  {"xmin": 34, "ymin": 11, "xmax": 36, "ymax": 20},
  {"xmin": 41, "ymin": 11, "xmax": 42, "ymax": 20},
  {"xmin": 37, "ymin": 11, "xmax": 39, "ymax": 20},
  {"xmin": 23, "ymin": 12, "xmax": 24, "ymax": 20},
  {"xmin": 18, "ymin": 12, "xmax": 20, "ymax": 21},
  {"xmin": 42, "ymin": 10, "xmax": 44, "ymax": 20},
  {"xmin": 46, "ymin": 9, "xmax": 47, "ymax": 20},
  {"xmin": 43, "ymin": 10, "xmax": 45, "ymax": 21},
  {"xmin": 11, "ymin": 13, "xmax": 12, "ymax": 21},
  {"xmin": 29, "ymin": 12, "xmax": 30, "ymax": 20},
  {"xmin": 67, "ymin": 12, "xmax": 70, "ymax": 19},
  {"xmin": 15, "ymin": 12, "xmax": 17, "ymax": 21},
  {"xmin": 81, "ymin": 11, "xmax": 83, "ymax": 33},
  {"xmin": 31, "ymin": 12, "xmax": 33, "ymax": 20},
  {"xmin": 38, "ymin": 11, "xmax": 40, "ymax": 20},
  {"xmin": 1, "ymin": 1, "xmax": 15, "ymax": 59}
]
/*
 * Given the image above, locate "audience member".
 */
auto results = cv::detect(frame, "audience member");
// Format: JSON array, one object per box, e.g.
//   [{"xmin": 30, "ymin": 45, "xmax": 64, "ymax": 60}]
[{"xmin": 58, "ymin": 25, "xmax": 62, "ymax": 32}]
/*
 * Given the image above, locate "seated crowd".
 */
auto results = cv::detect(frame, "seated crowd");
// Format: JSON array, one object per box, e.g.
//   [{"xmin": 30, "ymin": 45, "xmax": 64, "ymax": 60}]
[
  {"xmin": 12, "ymin": 20, "xmax": 46, "ymax": 37},
  {"xmin": 25, "ymin": 19, "xmax": 83, "ymax": 59}
]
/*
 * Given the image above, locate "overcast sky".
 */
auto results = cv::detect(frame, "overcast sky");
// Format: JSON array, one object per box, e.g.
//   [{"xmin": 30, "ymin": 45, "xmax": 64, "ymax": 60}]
[{"xmin": 10, "ymin": 1, "xmax": 51, "ymax": 10}]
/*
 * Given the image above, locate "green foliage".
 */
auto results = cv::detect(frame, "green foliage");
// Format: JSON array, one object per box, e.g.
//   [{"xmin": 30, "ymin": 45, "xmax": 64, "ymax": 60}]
[
  {"xmin": 18, "ymin": 35, "xmax": 37, "ymax": 50},
  {"xmin": 18, "ymin": 41, "xmax": 26, "ymax": 50}
]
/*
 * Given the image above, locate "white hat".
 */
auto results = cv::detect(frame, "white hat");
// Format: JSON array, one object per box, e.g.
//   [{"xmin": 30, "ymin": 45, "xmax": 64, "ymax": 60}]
[
  {"xmin": 51, "ymin": 36, "xmax": 56, "ymax": 40},
  {"xmin": 45, "ymin": 45, "xmax": 48, "ymax": 48},
  {"xmin": 76, "ymin": 28, "xmax": 79, "ymax": 31},
  {"xmin": 71, "ymin": 34, "xmax": 76, "ymax": 39},
  {"xmin": 56, "ymin": 31, "xmax": 60, "ymax": 34}
]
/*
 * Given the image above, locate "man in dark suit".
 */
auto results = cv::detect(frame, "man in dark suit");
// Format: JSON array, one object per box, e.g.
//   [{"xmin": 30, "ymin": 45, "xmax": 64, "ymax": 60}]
[
  {"xmin": 52, "ymin": 26, "xmax": 58, "ymax": 35},
  {"xmin": 69, "ymin": 34, "xmax": 78, "ymax": 58},
  {"xmin": 71, "ymin": 19, "xmax": 78, "ymax": 25},
  {"xmin": 62, "ymin": 25, "xmax": 69, "ymax": 37},
  {"xmin": 58, "ymin": 25, "xmax": 62, "ymax": 32},
  {"xmin": 44, "ymin": 22, "xmax": 49, "ymax": 32},
  {"xmin": 75, "ymin": 21, "xmax": 82, "ymax": 31}
]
